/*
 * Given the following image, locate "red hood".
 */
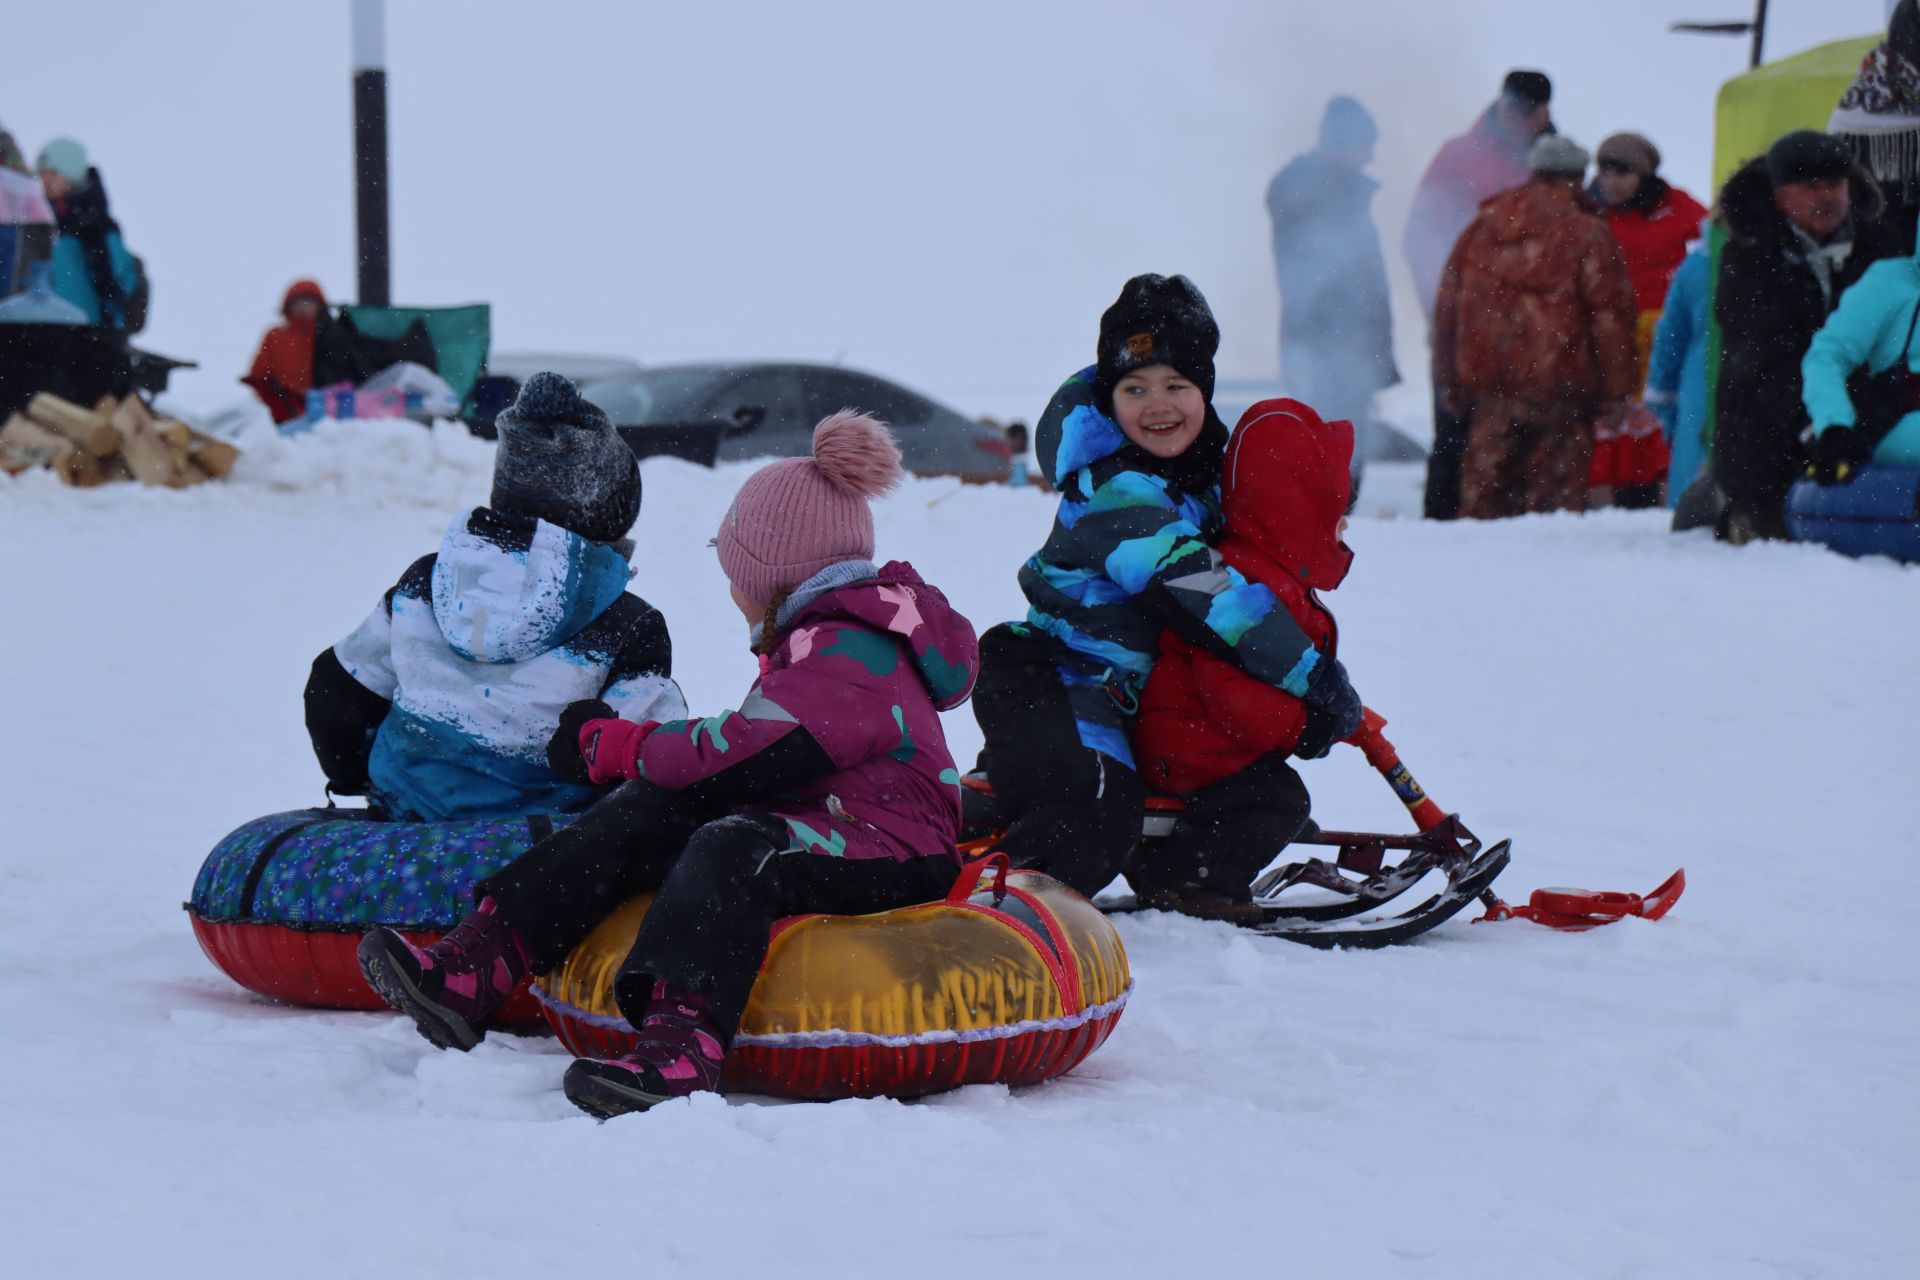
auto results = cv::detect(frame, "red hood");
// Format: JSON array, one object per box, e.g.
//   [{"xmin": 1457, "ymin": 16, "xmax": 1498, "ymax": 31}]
[
  {"xmin": 1220, "ymin": 399, "xmax": 1354, "ymax": 591},
  {"xmin": 282, "ymin": 279, "xmax": 326, "ymax": 320}
]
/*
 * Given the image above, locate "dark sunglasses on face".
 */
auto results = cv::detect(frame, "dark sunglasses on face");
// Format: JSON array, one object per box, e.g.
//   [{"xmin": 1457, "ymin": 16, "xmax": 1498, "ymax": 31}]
[{"xmin": 1598, "ymin": 160, "xmax": 1636, "ymax": 176}]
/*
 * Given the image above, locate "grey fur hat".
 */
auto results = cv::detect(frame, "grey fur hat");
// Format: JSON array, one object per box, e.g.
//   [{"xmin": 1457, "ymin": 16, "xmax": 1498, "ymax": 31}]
[
  {"xmin": 490, "ymin": 372, "xmax": 641, "ymax": 544},
  {"xmin": 1529, "ymin": 133, "xmax": 1591, "ymax": 177}
]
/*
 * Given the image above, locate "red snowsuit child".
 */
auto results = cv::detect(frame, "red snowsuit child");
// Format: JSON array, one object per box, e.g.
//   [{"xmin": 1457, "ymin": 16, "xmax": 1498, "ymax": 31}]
[
  {"xmin": 1131, "ymin": 399, "xmax": 1355, "ymax": 912},
  {"xmin": 242, "ymin": 279, "xmax": 326, "ymax": 424}
]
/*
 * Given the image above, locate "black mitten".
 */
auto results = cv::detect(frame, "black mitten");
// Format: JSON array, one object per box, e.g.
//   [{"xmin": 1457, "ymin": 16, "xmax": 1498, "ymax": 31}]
[
  {"xmin": 1293, "ymin": 708, "xmax": 1346, "ymax": 760},
  {"xmin": 547, "ymin": 698, "xmax": 615, "ymax": 783},
  {"xmin": 1300, "ymin": 657, "xmax": 1362, "ymax": 750},
  {"xmin": 1806, "ymin": 426, "xmax": 1872, "ymax": 486}
]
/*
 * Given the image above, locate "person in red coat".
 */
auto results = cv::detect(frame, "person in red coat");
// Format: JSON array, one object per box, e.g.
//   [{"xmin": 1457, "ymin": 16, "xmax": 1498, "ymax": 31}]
[
  {"xmin": 241, "ymin": 279, "xmax": 327, "ymax": 423},
  {"xmin": 1592, "ymin": 133, "xmax": 1709, "ymax": 365},
  {"xmin": 1590, "ymin": 133, "xmax": 1708, "ymax": 506},
  {"xmin": 1130, "ymin": 399, "xmax": 1357, "ymax": 922}
]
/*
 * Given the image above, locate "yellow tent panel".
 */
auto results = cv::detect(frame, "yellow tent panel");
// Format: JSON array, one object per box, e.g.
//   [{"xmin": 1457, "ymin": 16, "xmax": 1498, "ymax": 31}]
[{"xmin": 1713, "ymin": 36, "xmax": 1879, "ymax": 190}]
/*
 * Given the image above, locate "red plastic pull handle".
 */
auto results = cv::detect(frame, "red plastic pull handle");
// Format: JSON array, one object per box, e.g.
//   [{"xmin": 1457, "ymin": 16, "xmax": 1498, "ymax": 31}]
[{"xmin": 949, "ymin": 851, "xmax": 1009, "ymax": 904}]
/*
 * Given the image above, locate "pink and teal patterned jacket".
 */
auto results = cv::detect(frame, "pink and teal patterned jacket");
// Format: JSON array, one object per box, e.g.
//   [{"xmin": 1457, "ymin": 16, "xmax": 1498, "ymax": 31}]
[{"xmin": 636, "ymin": 562, "xmax": 979, "ymax": 863}]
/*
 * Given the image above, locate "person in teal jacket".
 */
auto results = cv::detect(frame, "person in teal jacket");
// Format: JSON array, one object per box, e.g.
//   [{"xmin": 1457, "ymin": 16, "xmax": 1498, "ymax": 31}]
[
  {"xmin": 1801, "ymin": 212, "xmax": 1920, "ymax": 480},
  {"xmin": 36, "ymin": 138, "xmax": 142, "ymax": 330},
  {"xmin": 1645, "ymin": 228, "xmax": 1713, "ymax": 505}
]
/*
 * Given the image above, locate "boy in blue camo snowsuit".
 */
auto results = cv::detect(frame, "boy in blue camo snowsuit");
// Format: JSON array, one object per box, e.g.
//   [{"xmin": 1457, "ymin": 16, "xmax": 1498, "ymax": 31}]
[
  {"xmin": 303, "ymin": 373, "xmax": 685, "ymax": 821},
  {"xmin": 969, "ymin": 275, "xmax": 1363, "ymax": 897}
]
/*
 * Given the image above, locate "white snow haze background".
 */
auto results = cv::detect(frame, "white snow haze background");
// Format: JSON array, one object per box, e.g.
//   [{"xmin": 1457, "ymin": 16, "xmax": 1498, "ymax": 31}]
[
  {"xmin": 3, "ymin": 3, "xmax": 1917, "ymax": 1279},
  {"xmin": 0, "ymin": 0, "xmax": 1896, "ymax": 420}
]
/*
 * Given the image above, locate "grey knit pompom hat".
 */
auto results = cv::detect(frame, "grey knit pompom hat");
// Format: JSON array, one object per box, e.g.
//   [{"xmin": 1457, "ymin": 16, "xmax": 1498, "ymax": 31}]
[{"xmin": 490, "ymin": 372, "xmax": 641, "ymax": 543}]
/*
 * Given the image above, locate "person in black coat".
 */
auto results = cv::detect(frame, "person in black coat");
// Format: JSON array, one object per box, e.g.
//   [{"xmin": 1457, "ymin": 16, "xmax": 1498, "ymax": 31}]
[
  {"xmin": 1714, "ymin": 131, "xmax": 1903, "ymax": 541},
  {"xmin": 1266, "ymin": 96, "xmax": 1399, "ymax": 478}
]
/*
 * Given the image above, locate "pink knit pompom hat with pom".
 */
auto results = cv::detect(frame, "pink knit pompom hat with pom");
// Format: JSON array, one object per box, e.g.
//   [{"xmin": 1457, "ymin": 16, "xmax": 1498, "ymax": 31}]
[{"xmin": 715, "ymin": 410, "xmax": 904, "ymax": 606}]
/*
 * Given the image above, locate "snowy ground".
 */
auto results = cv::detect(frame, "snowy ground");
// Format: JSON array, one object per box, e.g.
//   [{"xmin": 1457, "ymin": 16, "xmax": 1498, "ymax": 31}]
[{"xmin": 2, "ymin": 422, "xmax": 1915, "ymax": 1278}]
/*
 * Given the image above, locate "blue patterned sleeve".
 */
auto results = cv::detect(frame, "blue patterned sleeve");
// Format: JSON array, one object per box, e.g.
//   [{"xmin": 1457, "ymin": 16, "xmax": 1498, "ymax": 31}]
[{"xmin": 1080, "ymin": 471, "xmax": 1319, "ymax": 697}]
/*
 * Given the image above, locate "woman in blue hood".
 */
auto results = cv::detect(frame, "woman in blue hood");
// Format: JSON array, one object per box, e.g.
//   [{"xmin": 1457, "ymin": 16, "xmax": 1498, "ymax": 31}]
[{"xmin": 303, "ymin": 373, "xmax": 685, "ymax": 821}]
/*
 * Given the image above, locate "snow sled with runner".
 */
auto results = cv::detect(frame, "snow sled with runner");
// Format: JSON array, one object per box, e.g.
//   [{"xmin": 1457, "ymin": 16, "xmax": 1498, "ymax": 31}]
[
  {"xmin": 963, "ymin": 708, "xmax": 1682, "ymax": 947},
  {"xmin": 1785, "ymin": 467, "xmax": 1920, "ymax": 563},
  {"xmin": 533, "ymin": 855, "xmax": 1130, "ymax": 1101},
  {"xmin": 186, "ymin": 808, "xmax": 558, "ymax": 1019}
]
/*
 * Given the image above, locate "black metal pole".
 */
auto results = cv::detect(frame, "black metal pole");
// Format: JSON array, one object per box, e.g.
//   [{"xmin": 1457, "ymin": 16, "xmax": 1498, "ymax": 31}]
[
  {"xmin": 352, "ymin": 0, "xmax": 390, "ymax": 306},
  {"xmin": 1750, "ymin": 0, "xmax": 1770, "ymax": 69}
]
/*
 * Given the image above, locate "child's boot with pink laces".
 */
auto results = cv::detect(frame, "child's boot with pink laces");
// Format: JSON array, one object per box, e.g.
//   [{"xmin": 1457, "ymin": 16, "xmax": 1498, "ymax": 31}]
[
  {"xmin": 357, "ymin": 897, "xmax": 531, "ymax": 1051},
  {"xmin": 562, "ymin": 981, "xmax": 726, "ymax": 1119}
]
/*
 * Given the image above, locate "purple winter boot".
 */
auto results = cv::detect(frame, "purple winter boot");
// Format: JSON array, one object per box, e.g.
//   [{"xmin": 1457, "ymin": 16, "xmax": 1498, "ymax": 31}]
[
  {"xmin": 357, "ymin": 897, "xmax": 531, "ymax": 1052},
  {"xmin": 562, "ymin": 981, "xmax": 726, "ymax": 1119}
]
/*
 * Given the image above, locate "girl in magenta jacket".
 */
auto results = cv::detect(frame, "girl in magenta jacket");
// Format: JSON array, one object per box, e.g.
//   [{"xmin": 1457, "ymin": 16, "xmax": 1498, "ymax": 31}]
[{"xmin": 359, "ymin": 412, "xmax": 980, "ymax": 1119}]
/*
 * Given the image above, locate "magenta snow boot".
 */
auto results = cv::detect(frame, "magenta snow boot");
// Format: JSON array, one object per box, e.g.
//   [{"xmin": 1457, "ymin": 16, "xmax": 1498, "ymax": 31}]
[
  {"xmin": 357, "ymin": 897, "xmax": 531, "ymax": 1052},
  {"xmin": 563, "ymin": 982, "xmax": 726, "ymax": 1119}
]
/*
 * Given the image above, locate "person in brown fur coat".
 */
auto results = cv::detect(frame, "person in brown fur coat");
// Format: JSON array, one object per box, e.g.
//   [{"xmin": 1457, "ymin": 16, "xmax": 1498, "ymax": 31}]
[{"xmin": 1431, "ymin": 133, "xmax": 1639, "ymax": 518}]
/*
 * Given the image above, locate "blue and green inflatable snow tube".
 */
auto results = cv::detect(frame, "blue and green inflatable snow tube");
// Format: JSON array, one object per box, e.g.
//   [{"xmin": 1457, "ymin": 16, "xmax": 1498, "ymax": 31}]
[{"xmin": 186, "ymin": 807, "xmax": 563, "ymax": 1012}]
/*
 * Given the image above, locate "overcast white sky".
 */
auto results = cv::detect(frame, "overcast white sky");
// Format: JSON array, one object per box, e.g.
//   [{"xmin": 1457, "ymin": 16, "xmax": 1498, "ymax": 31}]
[{"xmin": 4, "ymin": 0, "xmax": 1890, "ymax": 419}]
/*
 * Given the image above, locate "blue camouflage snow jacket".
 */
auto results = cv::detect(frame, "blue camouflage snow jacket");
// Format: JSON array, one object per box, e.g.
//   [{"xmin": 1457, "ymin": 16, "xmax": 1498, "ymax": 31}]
[
  {"xmin": 312, "ymin": 507, "xmax": 686, "ymax": 822},
  {"xmin": 1011, "ymin": 369, "xmax": 1317, "ymax": 761}
]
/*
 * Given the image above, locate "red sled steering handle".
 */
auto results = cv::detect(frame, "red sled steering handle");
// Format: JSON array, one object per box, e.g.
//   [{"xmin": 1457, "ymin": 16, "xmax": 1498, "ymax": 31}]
[
  {"xmin": 1346, "ymin": 707, "xmax": 1394, "ymax": 769},
  {"xmin": 1345, "ymin": 708, "xmax": 1449, "ymax": 832}
]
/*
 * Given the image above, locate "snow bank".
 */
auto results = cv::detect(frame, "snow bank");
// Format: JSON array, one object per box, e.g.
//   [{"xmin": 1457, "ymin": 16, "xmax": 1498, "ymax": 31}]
[
  {"xmin": 1, "ymin": 450, "xmax": 1915, "ymax": 1277},
  {"xmin": 228, "ymin": 417, "xmax": 500, "ymax": 508}
]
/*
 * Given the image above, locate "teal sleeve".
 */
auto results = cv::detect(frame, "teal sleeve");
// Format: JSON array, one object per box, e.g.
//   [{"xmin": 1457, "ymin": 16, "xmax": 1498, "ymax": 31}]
[{"xmin": 1802, "ymin": 278, "xmax": 1902, "ymax": 433}]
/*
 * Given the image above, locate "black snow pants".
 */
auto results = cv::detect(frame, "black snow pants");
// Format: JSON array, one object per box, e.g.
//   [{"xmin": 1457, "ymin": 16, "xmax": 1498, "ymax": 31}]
[
  {"xmin": 617, "ymin": 815, "xmax": 957, "ymax": 1042},
  {"xmin": 478, "ymin": 784, "xmax": 956, "ymax": 1043},
  {"xmin": 477, "ymin": 779, "xmax": 713, "ymax": 969},
  {"xmin": 1126, "ymin": 752, "xmax": 1312, "ymax": 898},
  {"xmin": 1423, "ymin": 390, "xmax": 1471, "ymax": 521},
  {"xmin": 968, "ymin": 623, "xmax": 1146, "ymax": 899}
]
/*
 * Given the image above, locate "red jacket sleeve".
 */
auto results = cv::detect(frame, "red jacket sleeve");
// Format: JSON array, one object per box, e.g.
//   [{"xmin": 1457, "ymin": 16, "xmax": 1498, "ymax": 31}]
[
  {"xmin": 242, "ymin": 330, "xmax": 303, "ymax": 423},
  {"xmin": 1672, "ymin": 189, "xmax": 1710, "ymax": 237}
]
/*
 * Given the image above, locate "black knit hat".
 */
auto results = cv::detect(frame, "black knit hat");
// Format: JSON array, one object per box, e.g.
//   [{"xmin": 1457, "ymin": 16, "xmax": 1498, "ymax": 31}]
[
  {"xmin": 1766, "ymin": 130, "xmax": 1853, "ymax": 187},
  {"xmin": 1093, "ymin": 274, "xmax": 1221, "ymax": 413},
  {"xmin": 490, "ymin": 372, "xmax": 641, "ymax": 544},
  {"xmin": 1502, "ymin": 70, "xmax": 1553, "ymax": 111}
]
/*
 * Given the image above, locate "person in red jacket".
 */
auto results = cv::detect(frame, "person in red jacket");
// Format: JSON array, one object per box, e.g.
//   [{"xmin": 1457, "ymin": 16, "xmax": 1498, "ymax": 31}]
[
  {"xmin": 1591, "ymin": 133, "xmax": 1709, "ymax": 370},
  {"xmin": 1589, "ymin": 133, "xmax": 1708, "ymax": 507},
  {"xmin": 241, "ymin": 279, "xmax": 327, "ymax": 423},
  {"xmin": 1130, "ymin": 399, "xmax": 1356, "ymax": 922}
]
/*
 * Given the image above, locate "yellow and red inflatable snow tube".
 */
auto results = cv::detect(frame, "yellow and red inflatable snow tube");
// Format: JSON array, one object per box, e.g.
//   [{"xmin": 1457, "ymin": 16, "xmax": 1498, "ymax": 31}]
[{"xmin": 533, "ymin": 856, "xmax": 1130, "ymax": 1100}]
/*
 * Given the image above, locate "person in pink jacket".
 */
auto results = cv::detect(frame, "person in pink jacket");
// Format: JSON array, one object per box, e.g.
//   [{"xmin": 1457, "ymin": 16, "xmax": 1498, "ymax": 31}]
[{"xmin": 358, "ymin": 411, "xmax": 981, "ymax": 1119}]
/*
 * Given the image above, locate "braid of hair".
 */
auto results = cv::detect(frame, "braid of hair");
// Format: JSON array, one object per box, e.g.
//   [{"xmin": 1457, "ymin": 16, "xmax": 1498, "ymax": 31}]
[{"xmin": 752, "ymin": 589, "xmax": 793, "ymax": 657}]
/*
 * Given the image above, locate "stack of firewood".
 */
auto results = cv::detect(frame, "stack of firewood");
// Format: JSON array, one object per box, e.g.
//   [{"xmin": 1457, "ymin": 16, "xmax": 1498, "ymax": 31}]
[{"xmin": 0, "ymin": 393, "xmax": 239, "ymax": 488}]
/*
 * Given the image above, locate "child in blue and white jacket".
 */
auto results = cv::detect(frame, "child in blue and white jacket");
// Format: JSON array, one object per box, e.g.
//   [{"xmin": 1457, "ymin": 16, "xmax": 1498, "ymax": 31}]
[{"xmin": 303, "ymin": 373, "xmax": 685, "ymax": 821}]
